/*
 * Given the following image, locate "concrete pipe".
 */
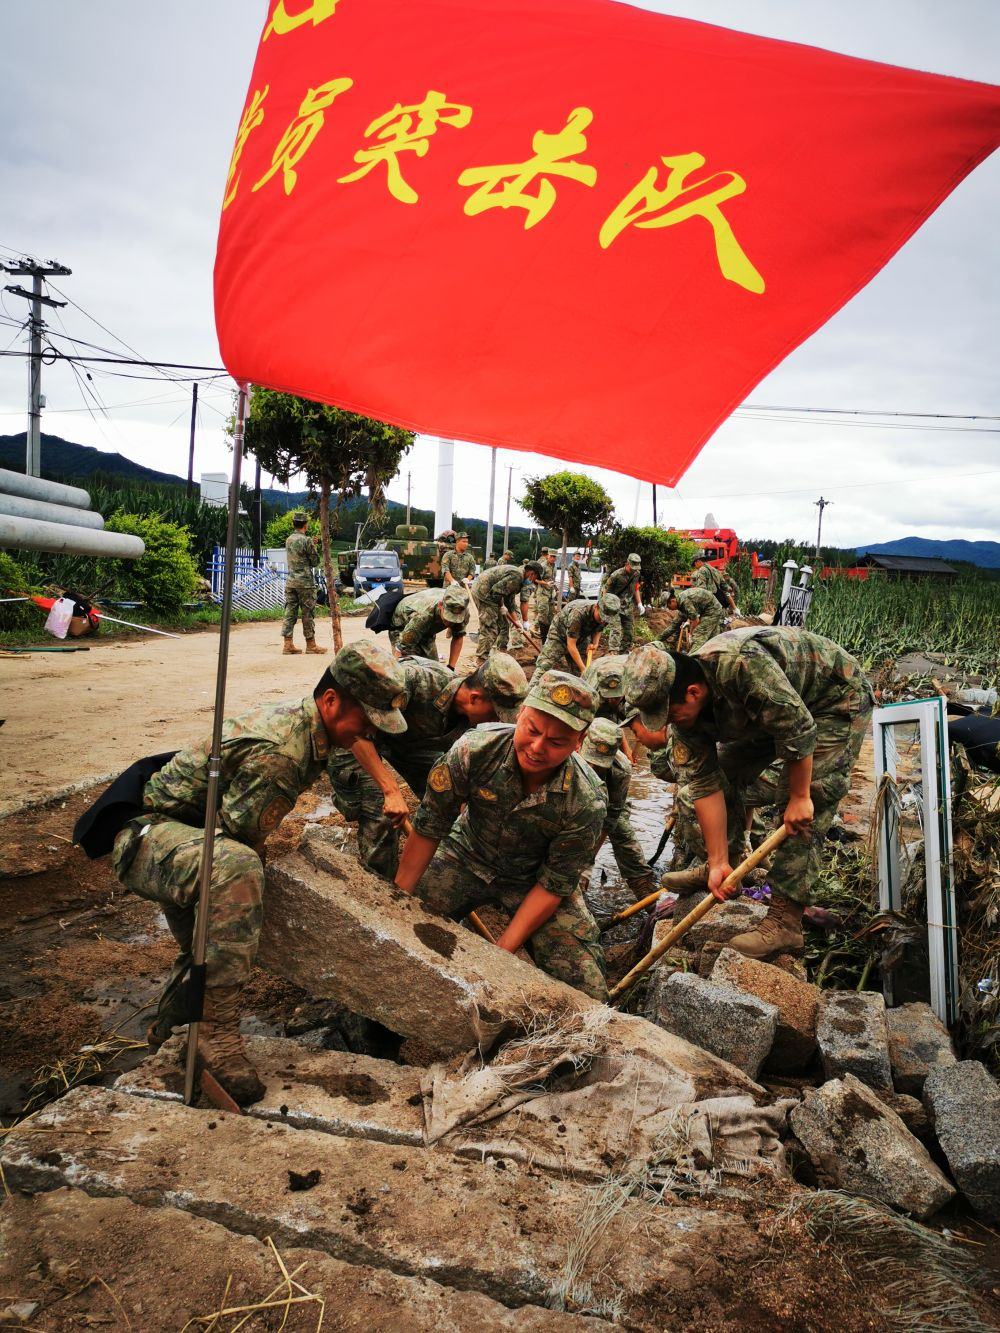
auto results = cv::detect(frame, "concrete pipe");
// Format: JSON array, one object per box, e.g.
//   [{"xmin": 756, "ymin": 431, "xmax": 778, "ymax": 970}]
[
  {"xmin": 0, "ymin": 466, "xmax": 91, "ymax": 511},
  {"xmin": 0, "ymin": 491, "xmax": 105, "ymax": 530},
  {"xmin": 0, "ymin": 514, "xmax": 144, "ymax": 559}
]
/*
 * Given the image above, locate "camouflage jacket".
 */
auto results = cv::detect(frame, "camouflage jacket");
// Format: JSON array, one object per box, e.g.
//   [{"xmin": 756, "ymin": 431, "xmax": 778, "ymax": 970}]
[
  {"xmin": 471, "ymin": 564, "xmax": 528, "ymax": 613},
  {"xmin": 692, "ymin": 564, "xmax": 734, "ymax": 599},
  {"xmin": 386, "ymin": 657, "xmax": 467, "ymax": 747},
  {"xmin": 547, "ymin": 599, "xmax": 602, "ymax": 652},
  {"xmin": 567, "ymin": 562, "xmax": 582, "ymax": 597},
  {"xmin": 677, "ymin": 586, "xmax": 725, "ymax": 627},
  {"xmin": 534, "ymin": 577, "xmax": 560, "ymax": 616},
  {"xmin": 413, "ymin": 723, "xmax": 606, "ymax": 897},
  {"xmin": 602, "ymin": 565, "xmax": 638, "ymax": 600},
  {"xmin": 672, "ymin": 627, "xmax": 873, "ymax": 800},
  {"xmin": 599, "ymin": 752, "xmax": 633, "ymax": 833},
  {"xmin": 285, "ymin": 531, "xmax": 319, "ymax": 581},
  {"xmin": 143, "ymin": 697, "xmax": 331, "ymax": 850},
  {"xmin": 441, "ymin": 548, "xmax": 477, "ymax": 583},
  {"xmin": 391, "ymin": 588, "xmax": 467, "ymax": 651}
]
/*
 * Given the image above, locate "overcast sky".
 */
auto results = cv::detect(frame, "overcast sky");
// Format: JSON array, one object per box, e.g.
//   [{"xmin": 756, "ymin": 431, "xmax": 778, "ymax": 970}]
[{"xmin": 1, "ymin": 1, "xmax": 998, "ymax": 550}]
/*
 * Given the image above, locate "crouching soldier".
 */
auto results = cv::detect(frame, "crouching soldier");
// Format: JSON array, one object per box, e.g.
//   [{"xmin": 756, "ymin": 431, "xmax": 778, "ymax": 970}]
[
  {"xmin": 394, "ymin": 671, "xmax": 609, "ymax": 1000},
  {"xmin": 582, "ymin": 653, "xmax": 629, "ymax": 721},
  {"xmin": 623, "ymin": 629, "xmax": 873, "ymax": 959},
  {"xmin": 389, "ymin": 585, "xmax": 470, "ymax": 667},
  {"xmin": 110, "ymin": 643, "xmax": 408, "ymax": 1105},
  {"xmin": 580, "ymin": 717, "xmax": 654, "ymax": 901},
  {"xmin": 327, "ymin": 653, "xmax": 529, "ymax": 879},
  {"xmin": 471, "ymin": 559, "xmax": 544, "ymax": 660},
  {"xmin": 662, "ymin": 586, "xmax": 726, "ymax": 651},
  {"xmin": 535, "ymin": 595, "xmax": 616, "ymax": 675}
]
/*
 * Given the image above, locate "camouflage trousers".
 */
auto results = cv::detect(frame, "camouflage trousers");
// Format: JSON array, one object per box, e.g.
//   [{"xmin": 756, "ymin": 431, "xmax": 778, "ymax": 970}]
[
  {"xmin": 282, "ymin": 577, "xmax": 316, "ymax": 640},
  {"xmin": 605, "ymin": 608, "xmax": 634, "ymax": 653},
  {"xmin": 688, "ymin": 614, "xmax": 726, "ymax": 652},
  {"xmin": 112, "ymin": 815, "xmax": 264, "ymax": 988},
  {"xmin": 474, "ymin": 596, "xmax": 507, "ymax": 660},
  {"xmin": 606, "ymin": 814, "xmax": 651, "ymax": 884},
  {"xmin": 388, "ymin": 627, "xmax": 440, "ymax": 661},
  {"xmin": 327, "ymin": 748, "xmax": 403, "ymax": 880},
  {"xmin": 417, "ymin": 851, "xmax": 608, "ymax": 1001}
]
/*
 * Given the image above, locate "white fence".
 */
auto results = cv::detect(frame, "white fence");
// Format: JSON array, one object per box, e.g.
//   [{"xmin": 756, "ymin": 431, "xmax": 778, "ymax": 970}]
[
  {"xmin": 776, "ymin": 559, "xmax": 814, "ymax": 627},
  {"xmin": 207, "ymin": 546, "xmax": 329, "ymax": 610}
]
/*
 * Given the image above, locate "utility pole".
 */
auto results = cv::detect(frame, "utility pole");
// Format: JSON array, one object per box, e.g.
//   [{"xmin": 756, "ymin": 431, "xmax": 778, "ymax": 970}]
[
  {"xmin": 2, "ymin": 257, "xmax": 71, "ymax": 476},
  {"xmin": 252, "ymin": 457, "xmax": 262, "ymax": 564},
  {"xmin": 186, "ymin": 382, "xmax": 199, "ymax": 498},
  {"xmin": 814, "ymin": 495, "xmax": 831, "ymax": 563},
  {"xmin": 485, "ymin": 447, "xmax": 497, "ymax": 563},
  {"xmin": 502, "ymin": 464, "xmax": 513, "ymax": 554},
  {"xmin": 652, "ymin": 484, "xmax": 657, "ymax": 527},
  {"xmin": 406, "ymin": 471, "xmax": 411, "ymax": 526}
]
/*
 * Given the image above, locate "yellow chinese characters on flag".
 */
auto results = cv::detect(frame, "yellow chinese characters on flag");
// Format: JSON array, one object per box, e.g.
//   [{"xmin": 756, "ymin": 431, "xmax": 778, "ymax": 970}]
[{"xmin": 215, "ymin": 0, "xmax": 1000, "ymax": 485}]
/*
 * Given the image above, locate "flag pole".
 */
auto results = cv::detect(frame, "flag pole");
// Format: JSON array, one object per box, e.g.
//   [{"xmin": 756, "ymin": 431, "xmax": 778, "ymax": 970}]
[{"xmin": 183, "ymin": 381, "xmax": 248, "ymax": 1106}]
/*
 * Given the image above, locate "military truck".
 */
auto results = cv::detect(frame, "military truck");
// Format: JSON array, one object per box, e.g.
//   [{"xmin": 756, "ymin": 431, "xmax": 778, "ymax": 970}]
[{"xmin": 336, "ymin": 525, "xmax": 483, "ymax": 589}]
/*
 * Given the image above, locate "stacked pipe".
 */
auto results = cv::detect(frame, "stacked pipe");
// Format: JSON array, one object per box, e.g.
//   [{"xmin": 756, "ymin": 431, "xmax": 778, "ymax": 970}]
[{"xmin": 0, "ymin": 467, "xmax": 144, "ymax": 558}]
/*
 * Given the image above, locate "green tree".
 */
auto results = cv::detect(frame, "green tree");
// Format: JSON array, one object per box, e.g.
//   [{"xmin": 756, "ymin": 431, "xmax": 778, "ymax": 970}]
[
  {"xmin": 104, "ymin": 513, "xmax": 200, "ymax": 616},
  {"xmin": 241, "ymin": 390, "xmax": 413, "ymax": 649},
  {"xmin": 603, "ymin": 525, "xmax": 695, "ymax": 601},
  {"xmin": 521, "ymin": 471, "xmax": 615, "ymax": 596}
]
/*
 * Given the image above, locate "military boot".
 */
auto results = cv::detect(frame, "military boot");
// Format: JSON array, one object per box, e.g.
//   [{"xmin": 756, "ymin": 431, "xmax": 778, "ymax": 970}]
[
  {"xmin": 197, "ymin": 986, "xmax": 265, "ymax": 1106},
  {"xmin": 727, "ymin": 894, "xmax": 804, "ymax": 959},
  {"xmin": 658, "ymin": 863, "xmax": 709, "ymax": 893},
  {"xmin": 283, "ymin": 636, "xmax": 301, "ymax": 655},
  {"xmin": 626, "ymin": 873, "xmax": 657, "ymax": 903},
  {"xmin": 304, "ymin": 637, "xmax": 326, "ymax": 654},
  {"xmin": 147, "ymin": 957, "xmax": 192, "ymax": 1050}
]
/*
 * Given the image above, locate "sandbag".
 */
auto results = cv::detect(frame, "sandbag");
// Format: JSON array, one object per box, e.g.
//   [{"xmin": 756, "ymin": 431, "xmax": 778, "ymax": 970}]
[{"xmin": 365, "ymin": 587, "xmax": 406, "ymax": 633}]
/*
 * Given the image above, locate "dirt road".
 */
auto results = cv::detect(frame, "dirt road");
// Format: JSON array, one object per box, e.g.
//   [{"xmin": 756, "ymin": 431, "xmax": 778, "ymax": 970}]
[{"xmin": 0, "ymin": 614, "xmax": 478, "ymax": 815}]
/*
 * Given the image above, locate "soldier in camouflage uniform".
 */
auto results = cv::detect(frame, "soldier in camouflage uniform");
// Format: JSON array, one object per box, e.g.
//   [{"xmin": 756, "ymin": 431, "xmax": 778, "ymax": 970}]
[
  {"xmin": 111, "ymin": 643, "xmax": 408, "ymax": 1105},
  {"xmin": 567, "ymin": 551, "xmax": 583, "ymax": 599},
  {"xmin": 601, "ymin": 553, "xmax": 642, "ymax": 651},
  {"xmin": 389, "ymin": 585, "xmax": 470, "ymax": 667},
  {"xmin": 442, "ymin": 532, "xmax": 477, "ymax": 588},
  {"xmin": 282, "ymin": 512, "xmax": 324, "ymax": 654},
  {"xmin": 395, "ymin": 670, "xmax": 608, "ymax": 999},
  {"xmin": 327, "ymin": 653, "xmax": 528, "ymax": 879},
  {"xmin": 532, "ymin": 549, "xmax": 560, "ymax": 639},
  {"xmin": 535, "ymin": 595, "xmax": 616, "ymax": 676},
  {"xmin": 624, "ymin": 628, "xmax": 874, "ymax": 959},
  {"xmin": 471, "ymin": 559, "xmax": 543, "ymax": 661},
  {"xmin": 582, "ymin": 653, "xmax": 628, "ymax": 721},
  {"xmin": 580, "ymin": 717, "xmax": 654, "ymax": 899},
  {"xmin": 662, "ymin": 586, "xmax": 726, "ymax": 651},
  {"xmin": 692, "ymin": 560, "xmax": 737, "ymax": 611}
]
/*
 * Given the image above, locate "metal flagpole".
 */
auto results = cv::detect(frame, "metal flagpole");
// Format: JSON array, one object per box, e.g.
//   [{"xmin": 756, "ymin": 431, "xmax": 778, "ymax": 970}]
[
  {"xmin": 485, "ymin": 447, "xmax": 497, "ymax": 562},
  {"xmin": 183, "ymin": 382, "xmax": 248, "ymax": 1106},
  {"xmin": 502, "ymin": 464, "xmax": 513, "ymax": 554}
]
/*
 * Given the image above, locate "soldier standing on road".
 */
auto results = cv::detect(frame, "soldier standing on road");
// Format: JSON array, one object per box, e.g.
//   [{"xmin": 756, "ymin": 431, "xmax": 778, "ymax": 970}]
[
  {"xmin": 110, "ymin": 643, "xmax": 408, "ymax": 1106},
  {"xmin": 580, "ymin": 717, "xmax": 654, "ymax": 901},
  {"xmin": 394, "ymin": 670, "xmax": 608, "ymax": 999},
  {"xmin": 389, "ymin": 585, "xmax": 470, "ymax": 667},
  {"xmin": 328, "ymin": 653, "xmax": 528, "ymax": 878},
  {"xmin": 533, "ymin": 548, "xmax": 560, "ymax": 641},
  {"xmin": 663, "ymin": 586, "xmax": 726, "ymax": 651},
  {"xmin": 282, "ymin": 512, "xmax": 324, "ymax": 655},
  {"xmin": 442, "ymin": 532, "xmax": 477, "ymax": 588},
  {"xmin": 567, "ymin": 550, "xmax": 583, "ymax": 599},
  {"xmin": 601, "ymin": 553, "xmax": 643, "ymax": 652},
  {"xmin": 471, "ymin": 559, "xmax": 543, "ymax": 661},
  {"xmin": 535, "ymin": 595, "xmax": 616, "ymax": 676},
  {"xmin": 623, "ymin": 628, "xmax": 873, "ymax": 960}
]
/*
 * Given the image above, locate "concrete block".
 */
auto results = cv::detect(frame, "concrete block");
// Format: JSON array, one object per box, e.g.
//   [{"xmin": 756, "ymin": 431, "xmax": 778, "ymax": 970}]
[
  {"xmin": 0, "ymin": 1087, "xmax": 760, "ymax": 1326},
  {"xmin": 647, "ymin": 970, "xmax": 778, "ymax": 1079},
  {"xmin": 0, "ymin": 1189, "xmax": 601, "ymax": 1331},
  {"xmin": 261, "ymin": 828, "xmax": 764, "ymax": 1103},
  {"xmin": 681, "ymin": 897, "xmax": 767, "ymax": 951},
  {"xmin": 790, "ymin": 1075, "xmax": 955, "ymax": 1220},
  {"xmin": 816, "ymin": 990, "xmax": 892, "ymax": 1091},
  {"xmin": 923, "ymin": 1061, "xmax": 1000, "ymax": 1222},
  {"xmin": 887, "ymin": 1002, "xmax": 956, "ymax": 1096},
  {"xmin": 711, "ymin": 948, "xmax": 818, "ymax": 1071}
]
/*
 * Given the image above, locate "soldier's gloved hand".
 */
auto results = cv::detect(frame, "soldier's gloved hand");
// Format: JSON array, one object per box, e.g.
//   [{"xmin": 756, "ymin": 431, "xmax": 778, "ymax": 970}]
[
  {"xmin": 637, "ymin": 602, "xmax": 646, "ymax": 616},
  {"xmin": 783, "ymin": 795, "xmax": 815, "ymax": 836},
  {"xmin": 707, "ymin": 860, "xmax": 738, "ymax": 902}
]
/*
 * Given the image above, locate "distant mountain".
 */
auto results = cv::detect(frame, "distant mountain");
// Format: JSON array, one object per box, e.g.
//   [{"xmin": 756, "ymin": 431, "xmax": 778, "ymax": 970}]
[{"xmin": 856, "ymin": 537, "xmax": 1000, "ymax": 570}]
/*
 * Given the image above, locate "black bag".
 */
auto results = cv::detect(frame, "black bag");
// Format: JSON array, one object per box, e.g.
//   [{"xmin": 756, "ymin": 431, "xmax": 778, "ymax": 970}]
[
  {"xmin": 73, "ymin": 752, "xmax": 177, "ymax": 858},
  {"xmin": 949, "ymin": 715, "xmax": 1000, "ymax": 774},
  {"xmin": 365, "ymin": 588, "xmax": 406, "ymax": 633}
]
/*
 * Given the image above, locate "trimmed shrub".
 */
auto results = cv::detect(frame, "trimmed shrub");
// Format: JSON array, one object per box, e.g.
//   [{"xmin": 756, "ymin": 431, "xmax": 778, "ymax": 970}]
[{"xmin": 104, "ymin": 513, "xmax": 199, "ymax": 616}]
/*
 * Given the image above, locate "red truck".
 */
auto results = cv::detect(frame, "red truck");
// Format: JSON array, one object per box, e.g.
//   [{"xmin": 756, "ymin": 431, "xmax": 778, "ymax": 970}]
[{"xmin": 667, "ymin": 527, "xmax": 771, "ymax": 586}]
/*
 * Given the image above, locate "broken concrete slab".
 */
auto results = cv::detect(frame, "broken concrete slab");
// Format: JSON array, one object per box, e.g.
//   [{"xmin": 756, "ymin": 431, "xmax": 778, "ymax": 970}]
[
  {"xmin": 711, "ymin": 948, "xmax": 818, "ymax": 1072},
  {"xmin": 923, "ymin": 1060, "xmax": 1000, "ymax": 1222},
  {"xmin": 0, "ymin": 1086, "xmax": 760, "ymax": 1326},
  {"xmin": 0, "ymin": 1189, "xmax": 603, "ymax": 1331},
  {"xmin": 260, "ymin": 827, "xmax": 764, "ymax": 1105},
  {"xmin": 679, "ymin": 897, "xmax": 767, "ymax": 951},
  {"xmin": 887, "ymin": 1002, "xmax": 956, "ymax": 1096},
  {"xmin": 816, "ymin": 990, "xmax": 892, "ymax": 1091},
  {"xmin": 790, "ymin": 1074, "xmax": 955, "ymax": 1221},
  {"xmin": 647, "ymin": 971, "xmax": 777, "ymax": 1080}
]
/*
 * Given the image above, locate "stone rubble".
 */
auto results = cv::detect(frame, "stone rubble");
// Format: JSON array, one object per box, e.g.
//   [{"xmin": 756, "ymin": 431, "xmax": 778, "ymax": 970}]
[
  {"xmin": 816, "ymin": 990, "xmax": 892, "ymax": 1091},
  {"xmin": 923, "ymin": 1060, "xmax": 1000, "ymax": 1222},
  {"xmin": 710, "ymin": 948, "xmax": 819, "ymax": 1072},
  {"xmin": 646, "ymin": 970, "xmax": 778, "ymax": 1080},
  {"xmin": 886, "ymin": 1001, "xmax": 956, "ymax": 1096}
]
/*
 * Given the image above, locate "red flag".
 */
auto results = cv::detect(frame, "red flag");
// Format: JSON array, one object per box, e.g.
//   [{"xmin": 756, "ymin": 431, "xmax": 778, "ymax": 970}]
[{"xmin": 214, "ymin": 0, "xmax": 1000, "ymax": 485}]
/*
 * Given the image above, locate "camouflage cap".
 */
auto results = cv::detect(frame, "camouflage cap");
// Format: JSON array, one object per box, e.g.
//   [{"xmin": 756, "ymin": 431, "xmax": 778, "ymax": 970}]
[
  {"xmin": 331, "ymin": 642, "xmax": 408, "ymax": 734},
  {"xmin": 291, "ymin": 510, "xmax": 308, "ymax": 524},
  {"xmin": 600, "ymin": 592, "xmax": 621, "ymax": 616},
  {"xmin": 439, "ymin": 586, "xmax": 470, "ymax": 625},
  {"xmin": 581, "ymin": 717, "xmax": 622, "ymax": 770},
  {"xmin": 627, "ymin": 552, "xmax": 642, "ymax": 567},
  {"xmin": 478, "ymin": 651, "xmax": 529, "ymax": 721},
  {"xmin": 454, "ymin": 531, "xmax": 469, "ymax": 540},
  {"xmin": 523, "ymin": 670, "xmax": 597, "ymax": 733},
  {"xmin": 582, "ymin": 653, "xmax": 626, "ymax": 699},
  {"xmin": 523, "ymin": 560, "xmax": 545, "ymax": 578},
  {"xmin": 622, "ymin": 642, "xmax": 676, "ymax": 731}
]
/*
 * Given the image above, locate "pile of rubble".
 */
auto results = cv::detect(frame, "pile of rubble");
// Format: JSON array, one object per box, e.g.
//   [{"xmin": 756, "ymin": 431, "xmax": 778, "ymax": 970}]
[{"xmin": 2, "ymin": 827, "xmax": 998, "ymax": 1328}]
